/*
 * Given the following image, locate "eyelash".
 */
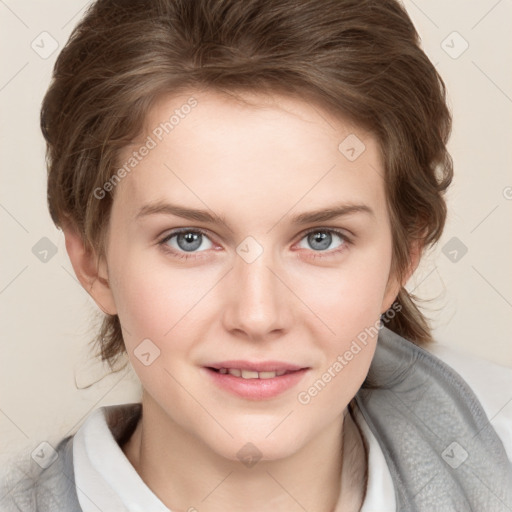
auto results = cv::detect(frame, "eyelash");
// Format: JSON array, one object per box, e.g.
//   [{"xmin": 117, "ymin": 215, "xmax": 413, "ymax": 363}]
[{"xmin": 157, "ymin": 227, "xmax": 353, "ymax": 261}]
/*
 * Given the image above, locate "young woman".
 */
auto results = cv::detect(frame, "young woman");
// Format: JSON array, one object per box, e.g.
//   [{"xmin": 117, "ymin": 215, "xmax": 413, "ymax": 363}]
[{"xmin": 2, "ymin": 0, "xmax": 511, "ymax": 511}]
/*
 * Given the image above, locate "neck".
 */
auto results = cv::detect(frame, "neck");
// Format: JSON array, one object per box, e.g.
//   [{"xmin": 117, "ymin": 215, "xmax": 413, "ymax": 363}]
[
  {"xmin": 334, "ymin": 406, "xmax": 368, "ymax": 511},
  {"xmin": 121, "ymin": 395, "xmax": 366, "ymax": 512}
]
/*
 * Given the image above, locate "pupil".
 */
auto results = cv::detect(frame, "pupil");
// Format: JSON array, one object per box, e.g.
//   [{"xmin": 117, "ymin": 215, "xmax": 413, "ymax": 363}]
[
  {"xmin": 309, "ymin": 231, "xmax": 331, "ymax": 250},
  {"xmin": 178, "ymin": 232, "xmax": 201, "ymax": 251}
]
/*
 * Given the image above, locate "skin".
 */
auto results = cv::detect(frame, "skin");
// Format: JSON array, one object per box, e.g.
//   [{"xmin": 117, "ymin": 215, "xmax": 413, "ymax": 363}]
[{"xmin": 64, "ymin": 89, "xmax": 420, "ymax": 512}]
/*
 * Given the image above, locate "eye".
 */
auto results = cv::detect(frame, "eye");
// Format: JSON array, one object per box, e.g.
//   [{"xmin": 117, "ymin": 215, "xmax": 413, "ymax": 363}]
[
  {"xmin": 157, "ymin": 227, "xmax": 352, "ymax": 261},
  {"xmin": 158, "ymin": 228, "xmax": 214, "ymax": 259},
  {"xmin": 295, "ymin": 228, "xmax": 352, "ymax": 258}
]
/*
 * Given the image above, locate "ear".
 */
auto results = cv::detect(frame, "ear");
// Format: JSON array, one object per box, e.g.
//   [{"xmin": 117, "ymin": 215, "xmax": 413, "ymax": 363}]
[
  {"xmin": 61, "ymin": 219, "xmax": 117, "ymax": 316},
  {"xmin": 381, "ymin": 238, "xmax": 423, "ymax": 314}
]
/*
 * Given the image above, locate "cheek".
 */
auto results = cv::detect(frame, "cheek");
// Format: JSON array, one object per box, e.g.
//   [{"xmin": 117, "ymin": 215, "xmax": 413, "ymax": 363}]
[
  {"xmin": 107, "ymin": 249, "xmax": 167, "ymax": 340},
  {"xmin": 296, "ymin": 246, "xmax": 392, "ymax": 335},
  {"xmin": 108, "ymin": 251, "xmax": 217, "ymax": 345}
]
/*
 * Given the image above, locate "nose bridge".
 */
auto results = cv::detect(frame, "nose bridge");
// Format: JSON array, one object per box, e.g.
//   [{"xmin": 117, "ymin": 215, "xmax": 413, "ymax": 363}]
[{"xmin": 223, "ymin": 238, "xmax": 288, "ymax": 338}]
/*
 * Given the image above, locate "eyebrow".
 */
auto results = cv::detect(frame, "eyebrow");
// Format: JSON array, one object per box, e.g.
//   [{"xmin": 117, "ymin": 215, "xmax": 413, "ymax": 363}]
[{"xmin": 135, "ymin": 201, "xmax": 375, "ymax": 226}]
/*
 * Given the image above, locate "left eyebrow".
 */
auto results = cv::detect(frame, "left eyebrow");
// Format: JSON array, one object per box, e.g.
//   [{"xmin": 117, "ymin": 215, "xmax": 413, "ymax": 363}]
[
  {"xmin": 134, "ymin": 200, "xmax": 375, "ymax": 227},
  {"xmin": 290, "ymin": 203, "xmax": 375, "ymax": 224}
]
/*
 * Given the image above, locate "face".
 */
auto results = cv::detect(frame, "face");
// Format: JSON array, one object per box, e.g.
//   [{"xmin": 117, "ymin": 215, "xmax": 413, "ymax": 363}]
[{"xmin": 97, "ymin": 90, "xmax": 402, "ymax": 461}]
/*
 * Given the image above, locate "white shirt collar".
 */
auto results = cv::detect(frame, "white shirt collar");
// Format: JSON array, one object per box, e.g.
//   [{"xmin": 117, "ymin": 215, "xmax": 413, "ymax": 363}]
[
  {"xmin": 355, "ymin": 404, "xmax": 396, "ymax": 511},
  {"xmin": 72, "ymin": 403, "xmax": 396, "ymax": 511},
  {"xmin": 73, "ymin": 404, "xmax": 169, "ymax": 511}
]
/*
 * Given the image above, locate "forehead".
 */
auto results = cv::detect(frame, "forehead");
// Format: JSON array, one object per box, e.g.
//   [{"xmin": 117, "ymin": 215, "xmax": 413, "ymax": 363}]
[{"xmin": 114, "ymin": 89, "xmax": 387, "ymax": 224}]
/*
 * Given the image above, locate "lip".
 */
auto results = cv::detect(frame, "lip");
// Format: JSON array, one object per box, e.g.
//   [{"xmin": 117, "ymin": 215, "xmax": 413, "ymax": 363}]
[
  {"xmin": 201, "ymin": 360, "xmax": 310, "ymax": 400},
  {"xmin": 205, "ymin": 360, "xmax": 306, "ymax": 372}
]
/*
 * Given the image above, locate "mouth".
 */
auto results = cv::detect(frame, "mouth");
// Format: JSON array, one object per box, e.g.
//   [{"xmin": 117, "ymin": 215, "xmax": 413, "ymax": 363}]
[
  {"xmin": 202, "ymin": 361, "xmax": 310, "ymax": 400},
  {"xmin": 207, "ymin": 367, "xmax": 298, "ymax": 379}
]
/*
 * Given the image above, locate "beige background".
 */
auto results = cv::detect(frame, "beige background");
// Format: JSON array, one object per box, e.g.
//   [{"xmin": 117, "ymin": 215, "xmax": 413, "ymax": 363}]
[{"xmin": 1, "ymin": 0, "xmax": 511, "ymax": 463}]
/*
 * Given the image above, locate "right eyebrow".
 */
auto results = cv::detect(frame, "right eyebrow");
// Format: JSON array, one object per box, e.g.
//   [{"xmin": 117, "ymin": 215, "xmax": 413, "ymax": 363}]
[{"xmin": 135, "ymin": 201, "xmax": 227, "ymax": 225}]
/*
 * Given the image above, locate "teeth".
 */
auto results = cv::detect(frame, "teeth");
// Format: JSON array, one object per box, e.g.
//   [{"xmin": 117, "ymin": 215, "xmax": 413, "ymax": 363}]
[
  {"xmin": 218, "ymin": 368, "xmax": 292, "ymax": 379},
  {"xmin": 241, "ymin": 369, "xmax": 259, "ymax": 379},
  {"xmin": 258, "ymin": 371, "xmax": 278, "ymax": 379}
]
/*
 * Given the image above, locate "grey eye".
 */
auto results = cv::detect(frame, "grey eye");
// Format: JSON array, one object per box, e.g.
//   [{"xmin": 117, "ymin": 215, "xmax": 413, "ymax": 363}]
[
  {"xmin": 166, "ymin": 231, "xmax": 213, "ymax": 252},
  {"xmin": 297, "ymin": 230, "xmax": 346, "ymax": 251}
]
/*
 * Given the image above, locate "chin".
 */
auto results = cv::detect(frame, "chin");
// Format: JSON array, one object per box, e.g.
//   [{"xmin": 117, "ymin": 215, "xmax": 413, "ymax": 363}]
[{"xmin": 207, "ymin": 427, "xmax": 306, "ymax": 466}]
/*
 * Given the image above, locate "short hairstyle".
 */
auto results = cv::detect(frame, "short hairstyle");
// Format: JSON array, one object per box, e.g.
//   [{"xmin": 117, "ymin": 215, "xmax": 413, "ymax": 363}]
[{"xmin": 41, "ymin": 0, "xmax": 453, "ymax": 372}]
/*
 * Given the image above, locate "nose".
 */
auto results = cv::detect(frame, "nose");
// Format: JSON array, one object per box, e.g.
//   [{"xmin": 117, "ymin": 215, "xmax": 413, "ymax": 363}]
[{"xmin": 222, "ymin": 246, "xmax": 292, "ymax": 342}]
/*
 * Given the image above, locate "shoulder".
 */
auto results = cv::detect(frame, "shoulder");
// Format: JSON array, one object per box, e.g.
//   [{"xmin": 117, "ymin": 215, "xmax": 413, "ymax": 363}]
[
  {"xmin": 424, "ymin": 342, "xmax": 512, "ymax": 462},
  {"xmin": 0, "ymin": 435, "xmax": 81, "ymax": 512}
]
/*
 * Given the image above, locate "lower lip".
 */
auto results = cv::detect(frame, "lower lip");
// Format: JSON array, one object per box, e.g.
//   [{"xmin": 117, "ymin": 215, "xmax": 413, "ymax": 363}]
[{"xmin": 202, "ymin": 367, "xmax": 309, "ymax": 400}]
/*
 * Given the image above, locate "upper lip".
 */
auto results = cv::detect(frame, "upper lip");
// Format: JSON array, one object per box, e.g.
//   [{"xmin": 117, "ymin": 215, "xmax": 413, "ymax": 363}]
[{"xmin": 205, "ymin": 360, "xmax": 308, "ymax": 372}]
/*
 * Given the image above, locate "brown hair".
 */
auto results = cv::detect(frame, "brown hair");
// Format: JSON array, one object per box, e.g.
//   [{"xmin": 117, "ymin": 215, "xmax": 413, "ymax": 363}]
[{"xmin": 41, "ymin": 0, "xmax": 452, "ymax": 372}]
